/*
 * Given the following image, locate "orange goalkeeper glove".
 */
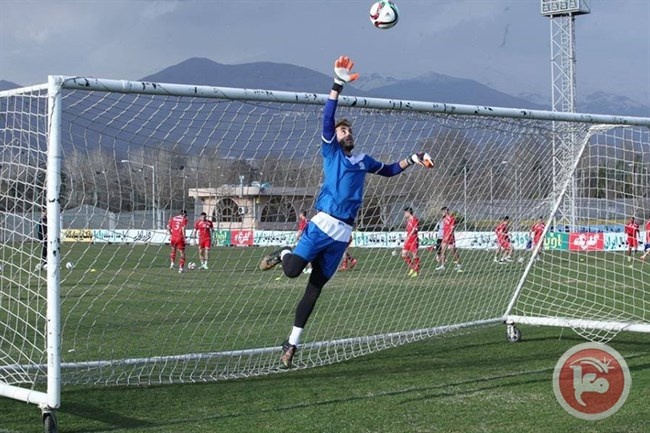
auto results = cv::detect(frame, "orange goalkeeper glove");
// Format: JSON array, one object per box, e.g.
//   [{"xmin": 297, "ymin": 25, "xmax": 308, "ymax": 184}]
[
  {"xmin": 333, "ymin": 56, "xmax": 360, "ymax": 90},
  {"xmin": 406, "ymin": 152, "xmax": 434, "ymax": 168}
]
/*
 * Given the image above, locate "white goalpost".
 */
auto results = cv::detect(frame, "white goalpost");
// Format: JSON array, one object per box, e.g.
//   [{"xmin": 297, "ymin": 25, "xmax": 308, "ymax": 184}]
[{"xmin": 1, "ymin": 76, "xmax": 649, "ymax": 429}]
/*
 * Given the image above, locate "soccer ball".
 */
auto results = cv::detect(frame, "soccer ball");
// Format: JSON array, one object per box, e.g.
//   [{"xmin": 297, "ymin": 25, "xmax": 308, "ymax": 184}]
[
  {"xmin": 188, "ymin": 262, "xmax": 196, "ymax": 270},
  {"xmin": 65, "ymin": 261, "xmax": 74, "ymax": 270},
  {"xmin": 369, "ymin": 0, "xmax": 399, "ymax": 30}
]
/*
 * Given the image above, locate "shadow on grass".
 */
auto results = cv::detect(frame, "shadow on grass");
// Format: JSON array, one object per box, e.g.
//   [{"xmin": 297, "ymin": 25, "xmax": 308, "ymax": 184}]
[
  {"xmin": 59, "ymin": 366, "xmax": 550, "ymax": 432},
  {"xmin": 60, "ymin": 403, "xmax": 154, "ymax": 432},
  {"xmin": 54, "ymin": 332, "xmax": 650, "ymax": 433}
]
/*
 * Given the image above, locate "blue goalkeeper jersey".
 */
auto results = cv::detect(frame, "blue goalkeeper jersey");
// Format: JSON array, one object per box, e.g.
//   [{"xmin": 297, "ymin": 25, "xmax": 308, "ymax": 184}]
[{"xmin": 314, "ymin": 98, "xmax": 384, "ymax": 224}]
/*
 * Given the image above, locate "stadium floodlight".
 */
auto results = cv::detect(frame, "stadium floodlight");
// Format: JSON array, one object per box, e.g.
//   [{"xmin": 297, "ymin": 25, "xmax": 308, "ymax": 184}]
[{"xmin": 540, "ymin": 0, "xmax": 590, "ymax": 16}]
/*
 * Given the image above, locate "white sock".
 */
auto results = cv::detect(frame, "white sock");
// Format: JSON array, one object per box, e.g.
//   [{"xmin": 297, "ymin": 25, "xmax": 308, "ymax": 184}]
[
  {"xmin": 288, "ymin": 326, "xmax": 303, "ymax": 346},
  {"xmin": 280, "ymin": 249, "xmax": 292, "ymax": 261}
]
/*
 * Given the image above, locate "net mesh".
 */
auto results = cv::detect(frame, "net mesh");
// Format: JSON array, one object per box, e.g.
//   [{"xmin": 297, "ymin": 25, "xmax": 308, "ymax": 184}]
[{"xmin": 0, "ymin": 82, "xmax": 648, "ymax": 389}]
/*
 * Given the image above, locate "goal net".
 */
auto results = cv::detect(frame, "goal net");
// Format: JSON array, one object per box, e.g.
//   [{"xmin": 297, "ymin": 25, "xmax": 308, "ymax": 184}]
[{"xmin": 1, "ymin": 77, "xmax": 649, "ymax": 407}]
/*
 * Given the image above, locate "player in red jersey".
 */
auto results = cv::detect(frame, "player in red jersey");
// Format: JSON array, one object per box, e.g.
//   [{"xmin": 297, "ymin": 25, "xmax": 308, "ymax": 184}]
[
  {"xmin": 338, "ymin": 235, "xmax": 358, "ymax": 271},
  {"xmin": 529, "ymin": 216, "xmax": 545, "ymax": 261},
  {"xmin": 624, "ymin": 216, "xmax": 640, "ymax": 262},
  {"xmin": 296, "ymin": 211, "xmax": 312, "ymax": 274},
  {"xmin": 437, "ymin": 206, "xmax": 462, "ymax": 272},
  {"xmin": 640, "ymin": 219, "xmax": 650, "ymax": 262},
  {"xmin": 494, "ymin": 216, "xmax": 513, "ymax": 263},
  {"xmin": 191, "ymin": 212, "xmax": 214, "ymax": 270},
  {"xmin": 401, "ymin": 207, "xmax": 421, "ymax": 277},
  {"xmin": 168, "ymin": 209, "xmax": 188, "ymax": 273}
]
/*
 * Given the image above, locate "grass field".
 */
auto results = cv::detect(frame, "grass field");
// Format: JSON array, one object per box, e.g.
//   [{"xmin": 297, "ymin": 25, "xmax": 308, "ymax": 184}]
[
  {"xmin": 1, "ymin": 325, "xmax": 649, "ymax": 433},
  {"xmin": 1, "ymin": 243, "xmax": 649, "ymax": 432}
]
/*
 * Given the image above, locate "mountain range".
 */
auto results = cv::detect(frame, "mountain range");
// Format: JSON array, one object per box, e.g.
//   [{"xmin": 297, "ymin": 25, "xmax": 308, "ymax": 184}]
[{"xmin": 1, "ymin": 57, "xmax": 648, "ymax": 116}]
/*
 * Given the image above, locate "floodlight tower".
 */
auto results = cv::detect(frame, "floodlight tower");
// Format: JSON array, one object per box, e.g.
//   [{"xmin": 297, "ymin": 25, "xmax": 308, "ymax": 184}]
[{"xmin": 541, "ymin": 0, "xmax": 590, "ymax": 231}]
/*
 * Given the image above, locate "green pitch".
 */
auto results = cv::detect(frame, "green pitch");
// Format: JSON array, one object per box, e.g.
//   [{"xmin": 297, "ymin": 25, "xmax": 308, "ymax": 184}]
[
  {"xmin": 1, "ymin": 326, "xmax": 648, "ymax": 432},
  {"xmin": 0, "ymin": 244, "xmax": 648, "ymax": 432}
]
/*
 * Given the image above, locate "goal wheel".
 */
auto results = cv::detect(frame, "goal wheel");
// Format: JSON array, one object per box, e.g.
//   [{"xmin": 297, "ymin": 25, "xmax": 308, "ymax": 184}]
[
  {"xmin": 42, "ymin": 410, "xmax": 58, "ymax": 433},
  {"xmin": 505, "ymin": 322, "xmax": 522, "ymax": 343}
]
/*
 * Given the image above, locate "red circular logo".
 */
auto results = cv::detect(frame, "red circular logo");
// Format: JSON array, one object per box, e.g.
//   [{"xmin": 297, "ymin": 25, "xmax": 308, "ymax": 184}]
[{"xmin": 553, "ymin": 343, "xmax": 631, "ymax": 420}]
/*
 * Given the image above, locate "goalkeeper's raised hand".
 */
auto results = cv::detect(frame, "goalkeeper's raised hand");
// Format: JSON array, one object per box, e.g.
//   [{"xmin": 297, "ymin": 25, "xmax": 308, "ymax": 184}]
[
  {"xmin": 406, "ymin": 152, "xmax": 434, "ymax": 168},
  {"xmin": 332, "ymin": 56, "xmax": 359, "ymax": 92}
]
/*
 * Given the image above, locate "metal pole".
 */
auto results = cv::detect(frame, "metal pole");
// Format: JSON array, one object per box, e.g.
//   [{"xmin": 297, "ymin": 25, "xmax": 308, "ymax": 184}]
[
  {"xmin": 46, "ymin": 75, "xmax": 63, "ymax": 410},
  {"xmin": 121, "ymin": 160, "xmax": 156, "ymax": 230},
  {"xmin": 463, "ymin": 166, "xmax": 467, "ymax": 231},
  {"xmin": 516, "ymin": 169, "xmax": 520, "ymax": 221},
  {"xmin": 490, "ymin": 167, "xmax": 493, "ymax": 222},
  {"xmin": 152, "ymin": 165, "xmax": 156, "ymax": 230}
]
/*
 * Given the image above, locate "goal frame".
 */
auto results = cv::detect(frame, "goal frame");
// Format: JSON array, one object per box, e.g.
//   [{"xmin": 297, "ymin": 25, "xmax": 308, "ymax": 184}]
[{"xmin": 1, "ymin": 75, "xmax": 650, "ymax": 418}]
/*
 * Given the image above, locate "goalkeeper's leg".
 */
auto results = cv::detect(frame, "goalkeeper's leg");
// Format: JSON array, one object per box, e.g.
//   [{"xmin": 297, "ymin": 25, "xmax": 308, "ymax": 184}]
[
  {"xmin": 281, "ymin": 253, "xmax": 310, "ymax": 278},
  {"xmin": 282, "ymin": 263, "xmax": 329, "ymax": 368}
]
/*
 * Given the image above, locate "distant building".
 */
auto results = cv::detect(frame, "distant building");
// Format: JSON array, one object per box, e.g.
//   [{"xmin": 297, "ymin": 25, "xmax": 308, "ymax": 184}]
[{"xmin": 188, "ymin": 182, "xmax": 315, "ymax": 230}]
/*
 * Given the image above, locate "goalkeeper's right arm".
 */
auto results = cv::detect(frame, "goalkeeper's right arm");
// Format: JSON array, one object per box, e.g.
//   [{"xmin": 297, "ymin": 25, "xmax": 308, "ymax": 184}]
[{"xmin": 330, "ymin": 56, "xmax": 359, "ymax": 97}]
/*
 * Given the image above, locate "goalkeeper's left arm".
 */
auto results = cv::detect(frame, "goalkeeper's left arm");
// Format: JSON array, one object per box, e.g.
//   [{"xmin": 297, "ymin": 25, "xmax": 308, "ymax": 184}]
[{"xmin": 374, "ymin": 152, "xmax": 435, "ymax": 177}]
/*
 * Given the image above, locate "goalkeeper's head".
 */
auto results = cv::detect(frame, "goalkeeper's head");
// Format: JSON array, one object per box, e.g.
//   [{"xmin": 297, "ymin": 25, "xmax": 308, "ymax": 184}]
[{"xmin": 335, "ymin": 118, "xmax": 354, "ymax": 153}]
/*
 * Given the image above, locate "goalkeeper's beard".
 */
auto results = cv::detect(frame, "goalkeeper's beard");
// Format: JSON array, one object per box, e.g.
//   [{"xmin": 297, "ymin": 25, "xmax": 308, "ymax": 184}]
[{"xmin": 341, "ymin": 137, "xmax": 354, "ymax": 152}]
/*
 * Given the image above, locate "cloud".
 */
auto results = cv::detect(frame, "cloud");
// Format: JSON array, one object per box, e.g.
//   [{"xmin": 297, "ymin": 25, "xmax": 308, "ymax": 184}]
[
  {"xmin": 0, "ymin": 0, "xmax": 647, "ymax": 104},
  {"xmin": 139, "ymin": 0, "xmax": 183, "ymax": 20}
]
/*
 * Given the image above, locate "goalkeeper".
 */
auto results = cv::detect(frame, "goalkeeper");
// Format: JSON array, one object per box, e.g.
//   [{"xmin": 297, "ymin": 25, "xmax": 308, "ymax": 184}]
[{"xmin": 259, "ymin": 56, "xmax": 434, "ymax": 368}]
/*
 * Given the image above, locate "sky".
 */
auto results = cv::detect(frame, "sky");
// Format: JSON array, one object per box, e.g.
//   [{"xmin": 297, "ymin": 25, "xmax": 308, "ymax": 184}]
[{"xmin": 1, "ymin": 0, "xmax": 649, "ymax": 105}]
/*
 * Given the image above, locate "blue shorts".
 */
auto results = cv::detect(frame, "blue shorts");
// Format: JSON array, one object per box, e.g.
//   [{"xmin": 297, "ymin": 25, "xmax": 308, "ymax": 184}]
[
  {"xmin": 293, "ymin": 222, "xmax": 349, "ymax": 279},
  {"xmin": 645, "ymin": 243, "xmax": 650, "ymax": 252}
]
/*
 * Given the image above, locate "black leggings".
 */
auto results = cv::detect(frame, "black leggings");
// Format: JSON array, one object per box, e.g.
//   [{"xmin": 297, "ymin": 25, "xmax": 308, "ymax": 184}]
[{"xmin": 282, "ymin": 253, "xmax": 330, "ymax": 328}]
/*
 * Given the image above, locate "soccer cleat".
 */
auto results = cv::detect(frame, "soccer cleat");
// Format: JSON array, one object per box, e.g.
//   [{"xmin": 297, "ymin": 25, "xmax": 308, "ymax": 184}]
[
  {"xmin": 493, "ymin": 257, "xmax": 499, "ymax": 263},
  {"xmin": 280, "ymin": 340, "xmax": 297, "ymax": 369},
  {"xmin": 259, "ymin": 247, "xmax": 290, "ymax": 271},
  {"xmin": 410, "ymin": 271, "xmax": 418, "ymax": 278},
  {"xmin": 435, "ymin": 265, "xmax": 445, "ymax": 271},
  {"xmin": 178, "ymin": 267, "xmax": 184, "ymax": 273},
  {"xmin": 407, "ymin": 268, "xmax": 414, "ymax": 276},
  {"xmin": 349, "ymin": 258, "xmax": 358, "ymax": 269},
  {"xmin": 169, "ymin": 262, "xmax": 175, "ymax": 269},
  {"xmin": 456, "ymin": 265, "xmax": 464, "ymax": 273}
]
